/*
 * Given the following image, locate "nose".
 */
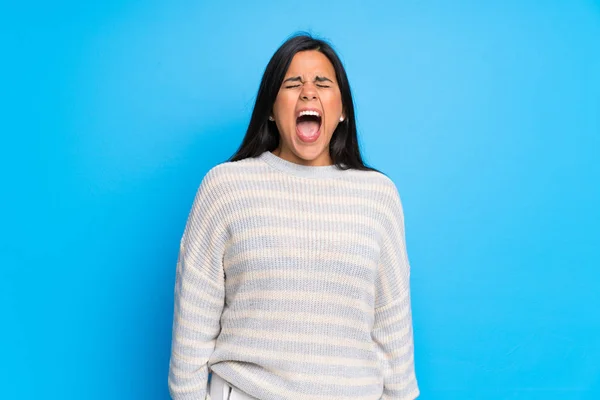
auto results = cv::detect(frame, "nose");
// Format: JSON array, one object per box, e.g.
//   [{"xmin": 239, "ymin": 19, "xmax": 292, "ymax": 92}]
[{"xmin": 300, "ymin": 82, "xmax": 318, "ymax": 101}]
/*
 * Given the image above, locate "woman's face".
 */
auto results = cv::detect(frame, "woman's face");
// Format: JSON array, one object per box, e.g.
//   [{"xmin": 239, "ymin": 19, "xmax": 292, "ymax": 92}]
[{"xmin": 271, "ymin": 50, "xmax": 344, "ymax": 166}]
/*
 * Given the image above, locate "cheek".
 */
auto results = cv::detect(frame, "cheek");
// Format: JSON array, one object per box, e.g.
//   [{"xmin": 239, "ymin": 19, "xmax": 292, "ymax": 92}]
[
  {"xmin": 273, "ymin": 93, "xmax": 297, "ymax": 121},
  {"xmin": 323, "ymin": 93, "xmax": 343, "ymax": 123}
]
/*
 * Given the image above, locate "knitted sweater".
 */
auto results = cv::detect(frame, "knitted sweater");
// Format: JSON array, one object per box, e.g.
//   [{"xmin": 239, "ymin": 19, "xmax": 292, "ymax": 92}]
[{"xmin": 168, "ymin": 150, "xmax": 419, "ymax": 400}]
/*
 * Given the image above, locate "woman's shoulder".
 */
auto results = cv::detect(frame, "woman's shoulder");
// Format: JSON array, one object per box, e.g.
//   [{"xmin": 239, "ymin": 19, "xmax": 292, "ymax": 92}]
[
  {"xmin": 195, "ymin": 156, "xmax": 259, "ymax": 192},
  {"xmin": 203, "ymin": 155, "xmax": 259, "ymax": 180},
  {"xmin": 341, "ymin": 166, "xmax": 399, "ymax": 193}
]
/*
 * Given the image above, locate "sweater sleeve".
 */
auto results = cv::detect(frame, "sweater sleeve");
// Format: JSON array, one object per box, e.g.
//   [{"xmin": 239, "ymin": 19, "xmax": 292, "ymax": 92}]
[
  {"xmin": 372, "ymin": 181, "xmax": 420, "ymax": 400},
  {"xmin": 168, "ymin": 170, "xmax": 228, "ymax": 400}
]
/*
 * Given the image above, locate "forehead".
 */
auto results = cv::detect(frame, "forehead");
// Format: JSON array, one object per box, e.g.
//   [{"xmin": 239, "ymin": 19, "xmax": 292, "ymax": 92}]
[{"xmin": 285, "ymin": 50, "xmax": 336, "ymax": 78}]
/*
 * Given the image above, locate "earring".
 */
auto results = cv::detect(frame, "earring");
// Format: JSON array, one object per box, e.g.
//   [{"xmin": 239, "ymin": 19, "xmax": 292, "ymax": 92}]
[
  {"xmin": 339, "ymin": 116, "xmax": 344, "ymax": 122},
  {"xmin": 268, "ymin": 116, "xmax": 275, "ymax": 121}
]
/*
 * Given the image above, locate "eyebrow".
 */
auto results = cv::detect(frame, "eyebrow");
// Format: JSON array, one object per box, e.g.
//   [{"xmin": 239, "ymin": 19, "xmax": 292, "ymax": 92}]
[
  {"xmin": 283, "ymin": 76, "xmax": 302, "ymax": 83},
  {"xmin": 282, "ymin": 76, "xmax": 334, "ymax": 84},
  {"xmin": 315, "ymin": 76, "xmax": 334, "ymax": 83}
]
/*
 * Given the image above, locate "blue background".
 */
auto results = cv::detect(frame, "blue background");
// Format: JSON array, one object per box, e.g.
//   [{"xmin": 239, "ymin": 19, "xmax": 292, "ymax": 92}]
[{"xmin": 1, "ymin": 0, "xmax": 599, "ymax": 399}]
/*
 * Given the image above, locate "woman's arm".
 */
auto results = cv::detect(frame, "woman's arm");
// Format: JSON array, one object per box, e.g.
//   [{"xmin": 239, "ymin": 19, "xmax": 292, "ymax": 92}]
[
  {"xmin": 168, "ymin": 169, "xmax": 228, "ymax": 400},
  {"xmin": 372, "ymin": 180, "xmax": 420, "ymax": 400}
]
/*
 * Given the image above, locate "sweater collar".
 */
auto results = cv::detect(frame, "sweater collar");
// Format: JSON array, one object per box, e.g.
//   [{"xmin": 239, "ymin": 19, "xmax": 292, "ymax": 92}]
[{"xmin": 258, "ymin": 150, "xmax": 348, "ymax": 180}]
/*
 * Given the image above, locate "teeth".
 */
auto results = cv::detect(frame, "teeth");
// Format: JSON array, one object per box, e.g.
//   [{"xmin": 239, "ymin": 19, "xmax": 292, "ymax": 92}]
[{"xmin": 298, "ymin": 110, "xmax": 321, "ymax": 118}]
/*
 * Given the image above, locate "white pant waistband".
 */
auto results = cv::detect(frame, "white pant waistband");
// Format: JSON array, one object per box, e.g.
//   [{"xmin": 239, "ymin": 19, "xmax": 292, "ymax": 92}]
[{"xmin": 209, "ymin": 371, "xmax": 257, "ymax": 400}]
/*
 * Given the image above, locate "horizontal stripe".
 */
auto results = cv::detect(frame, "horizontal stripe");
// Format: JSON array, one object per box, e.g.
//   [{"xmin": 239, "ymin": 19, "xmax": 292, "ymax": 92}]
[
  {"xmin": 224, "ymin": 309, "xmax": 369, "ymax": 330},
  {"xmin": 227, "ymin": 247, "xmax": 376, "ymax": 271},
  {"xmin": 219, "ymin": 313, "xmax": 370, "ymax": 341},
  {"xmin": 225, "ymin": 268, "xmax": 374, "ymax": 296},
  {"xmin": 230, "ymin": 225, "xmax": 380, "ymax": 252},
  {"xmin": 221, "ymin": 327, "xmax": 373, "ymax": 351},
  {"xmin": 227, "ymin": 206, "xmax": 384, "ymax": 232},
  {"xmin": 204, "ymin": 189, "xmax": 394, "ymax": 231},
  {"xmin": 232, "ymin": 289, "xmax": 372, "ymax": 313},
  {"xmin": 216, "ymin": 341, "xmax": 378, "ymax": 368}
]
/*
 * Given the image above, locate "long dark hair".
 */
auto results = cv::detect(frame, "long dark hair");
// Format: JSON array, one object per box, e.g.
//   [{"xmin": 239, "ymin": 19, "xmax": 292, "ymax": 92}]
[{"xmin": 227, "ymin": 33, "xmax": 381, "ymax": 173}]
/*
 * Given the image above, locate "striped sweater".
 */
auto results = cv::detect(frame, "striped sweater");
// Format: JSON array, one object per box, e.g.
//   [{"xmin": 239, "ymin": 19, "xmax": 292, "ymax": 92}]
[{"xmin": 168, "ymin": 150, "xmax": 419, "ymax": 400}]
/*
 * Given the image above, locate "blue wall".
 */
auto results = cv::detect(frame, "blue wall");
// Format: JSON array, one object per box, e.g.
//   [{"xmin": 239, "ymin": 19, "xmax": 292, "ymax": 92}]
[{"xmin": 1, "ymin": 1, "xmax": 599, "ymax": 399}]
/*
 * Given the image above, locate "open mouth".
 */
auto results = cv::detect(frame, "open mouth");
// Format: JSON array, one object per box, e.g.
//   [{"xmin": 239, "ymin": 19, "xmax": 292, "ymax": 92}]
[{"xmin": 296, "ymin": 110, "xmax": 322, "ymax": 142}]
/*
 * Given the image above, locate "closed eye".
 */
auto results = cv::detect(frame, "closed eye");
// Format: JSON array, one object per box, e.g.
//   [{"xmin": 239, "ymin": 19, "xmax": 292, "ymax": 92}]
[
  {"xmin": 285, "ymin": 83, "xmax": 330, "ymax": 89},
  {"xmin": 315, "ymin": 76, "xmax": 334, "ymax": 88}
]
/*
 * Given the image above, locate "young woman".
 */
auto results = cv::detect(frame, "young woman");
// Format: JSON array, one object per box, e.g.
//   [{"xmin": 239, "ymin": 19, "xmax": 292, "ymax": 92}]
[{"xmin": 168, "ymin": 34, "xmax": 420, "ymax": 400}]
